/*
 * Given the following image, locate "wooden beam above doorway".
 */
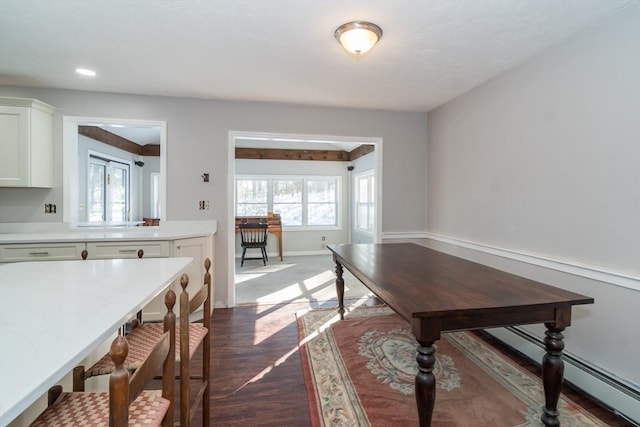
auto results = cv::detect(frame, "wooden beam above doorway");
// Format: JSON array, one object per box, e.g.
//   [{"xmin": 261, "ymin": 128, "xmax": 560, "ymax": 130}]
[
  {"xmin": 78, "ymin": 126, "xmax": 160, "ymax": 157},
  {"xmin": 235, "ymin": 145, "xmax": 374, "ymax": 162}
]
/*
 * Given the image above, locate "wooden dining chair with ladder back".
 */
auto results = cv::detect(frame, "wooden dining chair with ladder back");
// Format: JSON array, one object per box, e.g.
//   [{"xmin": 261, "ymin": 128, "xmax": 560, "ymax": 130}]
[
  {"xmin": 73, "ymin": 258, "xmax": 212, "ymax": 426},
  {"xmin": 31, "ymin": 289, "xmax": 177, "ymax": 427}
]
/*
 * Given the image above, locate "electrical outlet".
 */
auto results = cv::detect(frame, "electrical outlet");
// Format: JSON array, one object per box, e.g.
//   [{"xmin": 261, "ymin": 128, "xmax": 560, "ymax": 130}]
[
  {"xmin": 321, "ymin": 242, "xmax": 327, "ymax": 249},
  {"xmin": 321, "ymin": 236, "xmax": 326, "ymax": 241}
]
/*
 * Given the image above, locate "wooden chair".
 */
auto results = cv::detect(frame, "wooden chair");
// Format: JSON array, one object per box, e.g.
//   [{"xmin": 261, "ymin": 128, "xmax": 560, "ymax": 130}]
[
  {"xmin": 31, "ymin": 290, "xmax": 176, "ymax": 427},
  {"xmin": 177, "ymin": 260, "xmax": 211, "ymax": 426},
  {"xmin": 73, "ymin": 258, "xmax": 212, "ymax": 427},
  {"xmin": 239, "ymin": 222, "xmax": 268, "ymax": 266}
]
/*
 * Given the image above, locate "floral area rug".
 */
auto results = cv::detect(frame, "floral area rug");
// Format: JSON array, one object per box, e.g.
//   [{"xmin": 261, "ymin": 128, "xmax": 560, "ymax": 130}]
[{"xmin": 297, "ymin": 306, "xmax": 607, "ymax": 427}]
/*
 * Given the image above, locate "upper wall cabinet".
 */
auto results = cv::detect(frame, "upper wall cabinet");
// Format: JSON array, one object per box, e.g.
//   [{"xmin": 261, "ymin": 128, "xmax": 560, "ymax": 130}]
[{"xmin": 0, "ymin": 97, "xmax": 56, "ymax": 188}]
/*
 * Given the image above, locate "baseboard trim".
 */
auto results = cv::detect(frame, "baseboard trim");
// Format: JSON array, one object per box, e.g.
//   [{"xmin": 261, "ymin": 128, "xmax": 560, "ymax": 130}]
[
  {"xmin": 234, "ymin": 250, "xmax": 330, "ymax": 260},
  {"xmin": 486, "ymin": 326, "xmax": 640, "ymax": 425}
]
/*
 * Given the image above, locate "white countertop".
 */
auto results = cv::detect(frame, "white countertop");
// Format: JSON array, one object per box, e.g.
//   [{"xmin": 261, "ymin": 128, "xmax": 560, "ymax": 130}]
[
  {"xmin": 0, "ymin": 220, "xmax": 216, "ymax": 244},
  {"xmin": 0, "ymin": 257, "xmax": 193, "ymax": 425}
]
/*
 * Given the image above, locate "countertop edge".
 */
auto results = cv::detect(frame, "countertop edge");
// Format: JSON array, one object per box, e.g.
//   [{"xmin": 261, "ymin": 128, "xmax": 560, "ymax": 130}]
[{"xmin": 0, "ymin": 220, "xmax": 217, "ymax": 244}]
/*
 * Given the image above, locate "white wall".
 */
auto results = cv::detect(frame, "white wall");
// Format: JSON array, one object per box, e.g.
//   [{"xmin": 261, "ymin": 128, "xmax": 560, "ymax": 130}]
[
  {"xmin": 234, "ymin": 158, "xmax": 350, "ymax": 255},
  {"xmin": 425, "ymin": 5, "xmax": 640, "ymax": 420},
  {"xmin": 0, "ymin": 87, "xmax": 428, "ymax": 308}
]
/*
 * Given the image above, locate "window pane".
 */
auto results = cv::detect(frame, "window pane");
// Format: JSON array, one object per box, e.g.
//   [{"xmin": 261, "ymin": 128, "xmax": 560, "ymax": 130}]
[
  {"xmin": 367, "ymin": 203, "xmax": 375, "ymax": 230},
  {"xmin": 369, "ymin": 176, "xmax": 375, "ymax": 202},
  {"xmin": 274, "ymin": 203, "xmax": 302, "ymax": 225},
  {"xmin": 150, "ymin": 173, "xmax": 161, "ymax": 218},
  {"xmin": 358, "ymin": 178, "xmax": 369, "ymax": 203},
  {"xmin": 307, "ymin": 179, "xmax": 335, "ymax": 202},
  {"xmin": 273, "ymin": 180, "xmax": 302, "ymax": 203},
  {"xmin": 110, "ymin": 167, "xmax": 127, "ymax": 222},
  {"xmin": 357, "ymin": 204, "xmax": 368, "ymax": 230},
  {"xmin": 308, "ymin": 203, "xmax": 336, "ymax": 225},
  {"xmin": 237, "ymin": 203, "xmax": 268, "ymax": 216},
  {"xmin": 237, "ymin": 180, "xmax": 267, "ymax": 203},
  {"xmin": 88, "ymin": 163, "xmax": 105, "ymax": 222}
]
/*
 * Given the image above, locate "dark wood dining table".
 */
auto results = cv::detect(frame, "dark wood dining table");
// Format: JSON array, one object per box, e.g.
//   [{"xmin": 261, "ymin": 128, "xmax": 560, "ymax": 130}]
[{"xmin": 327, "ymin": 243, "xmax": 594, "ymax": 427}]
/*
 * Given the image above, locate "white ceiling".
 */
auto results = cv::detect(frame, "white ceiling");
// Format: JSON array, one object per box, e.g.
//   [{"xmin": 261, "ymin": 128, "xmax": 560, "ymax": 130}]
[
  {"xmin": 0, "ymin": 0, "xmax": 636, "ymax": 114},
  {"xmin": 95, "ymin": 124, "xmax": 161, "ymax": 146}
]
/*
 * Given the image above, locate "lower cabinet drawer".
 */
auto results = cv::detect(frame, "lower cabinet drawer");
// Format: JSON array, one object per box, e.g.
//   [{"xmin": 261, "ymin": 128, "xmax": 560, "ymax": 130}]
[
  {"xmin": 86, "ymin": 241, "xmax": 170, "ymax": 259},
  {"xmin": 0, "ymin": 243, "xmax": 86, "ymax": 262}
]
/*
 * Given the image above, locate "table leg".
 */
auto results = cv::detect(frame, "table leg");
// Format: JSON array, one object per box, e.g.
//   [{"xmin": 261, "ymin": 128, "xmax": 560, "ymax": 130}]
[
  {"xmin": 415, "ymin": 340, "xmax": 436, "ymax": 427},
  {"xmin": 541, "ymin": 323, "xmax": 565, "ymax": 427},
  {"xmin": 278, "ymin": 232, "xmax": 283, "ymax": 261},
  {"xmin": 335, "ymin": 260, "xmax": 345, "ymax": 320}
]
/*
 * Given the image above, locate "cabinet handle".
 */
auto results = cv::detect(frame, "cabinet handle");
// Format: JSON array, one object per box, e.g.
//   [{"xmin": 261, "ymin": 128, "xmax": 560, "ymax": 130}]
[
  {"xmin": 118, "ymin": 249, "xmax": 137, "ymax": 253},
  {"xmin": 28, "ymin": 251, "xmax": 50, "ymax": 256},
  {"xmin": 176, "ymin": 245, "xmax": 181, "ymax": 250}
]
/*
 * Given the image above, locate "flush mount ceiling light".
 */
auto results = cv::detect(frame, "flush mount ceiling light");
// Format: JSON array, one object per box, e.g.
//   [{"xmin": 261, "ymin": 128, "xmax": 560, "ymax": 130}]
[
  {"xmin": 334, "ymin": 21, "xmax": 383, "ymax": 56},
  {"xmin": 75, "ymin": 68, "xmax": 96, "ymax": 77}
]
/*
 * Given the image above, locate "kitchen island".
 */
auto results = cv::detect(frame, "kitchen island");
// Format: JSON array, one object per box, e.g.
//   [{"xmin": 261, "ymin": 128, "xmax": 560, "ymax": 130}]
[
  {"xmin": 0, "ymin": 257, "xmax": 192, "ymax": 425},
  {"xmin": 0, "ymin": 220, "xmax": 216, "ymax": 322}
]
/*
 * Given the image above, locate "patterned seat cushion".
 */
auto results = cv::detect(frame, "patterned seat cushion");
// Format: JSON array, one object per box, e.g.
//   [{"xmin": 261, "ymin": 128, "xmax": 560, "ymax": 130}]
[
  {"xmin": 86, "ymin": 323, "xmax": 208, "ymax": 378},
  {"xmin": 30, "ymin": 390, "xmax": 169, "ymax": 426}
]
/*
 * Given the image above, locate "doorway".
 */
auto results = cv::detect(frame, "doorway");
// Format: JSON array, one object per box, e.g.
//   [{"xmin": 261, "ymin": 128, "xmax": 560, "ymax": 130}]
[{"xmin": 226, "ymin": 131, "xmax": 382, "ymax": 308}]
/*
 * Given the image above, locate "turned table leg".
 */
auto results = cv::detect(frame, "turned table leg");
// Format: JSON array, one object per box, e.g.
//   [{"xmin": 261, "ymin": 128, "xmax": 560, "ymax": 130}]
[
  {"xmin": 541, "ymin": 322, "xmax": 566, "ymax": 427},
  {"xmin": 415, "ymin": 340, "xmax": 436, "ymax": 427},
  {"xmin": 334, "ymin": 259, "xmax": 345, "ymax": 320}
]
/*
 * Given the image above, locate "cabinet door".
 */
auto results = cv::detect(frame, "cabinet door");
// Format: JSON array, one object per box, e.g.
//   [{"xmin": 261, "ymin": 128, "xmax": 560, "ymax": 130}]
[
  {"xmin": 0, "ymin": 100, "xmax": 54, "ymax": 188},
  {"xmin": 143, "ymin": 236, "xmax": 213, "ymax": 322},
  {"xmin": 172, "ymin": 236, "xmax": 212, "ymax": 297},
  {"xmin": 0, "ymin": 106, "xmax": 29, "ymax": 186}
]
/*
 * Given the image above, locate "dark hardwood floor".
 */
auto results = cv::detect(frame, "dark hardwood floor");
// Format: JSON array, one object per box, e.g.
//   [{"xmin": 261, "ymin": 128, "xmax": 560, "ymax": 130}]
[{"xmin": 189, "ymin": 299, "xmax": 634, "ymax": 426}]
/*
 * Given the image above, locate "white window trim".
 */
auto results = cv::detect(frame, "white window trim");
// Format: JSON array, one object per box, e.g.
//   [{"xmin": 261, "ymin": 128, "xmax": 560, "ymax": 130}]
[{"xmin": 236, "ymin": 174, "xmax": 342, "ymax": 230}]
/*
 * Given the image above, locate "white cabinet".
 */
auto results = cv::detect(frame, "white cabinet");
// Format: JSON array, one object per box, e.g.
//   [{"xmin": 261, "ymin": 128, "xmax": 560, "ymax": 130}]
[
  {"xmin": 144, "ymin": 236, "xmax": 213, "ymax": 321},
  {"xmin": 0, "ymin": 242, "xmax": 86, "ymax": 262},
  {"xmin": 85, "ymin": 241, "xmax": 170, "ymax": 259},
  {"xmin": 172, "ymin": 236, "xmax": 212, "ymax": 296},
  {"xmin": 0, "ymin": 97, "xmax": 55, "ymax": 187},
  {"xmin": 0, "ymin": 234, "xmax": 214, "ymax": 322}
]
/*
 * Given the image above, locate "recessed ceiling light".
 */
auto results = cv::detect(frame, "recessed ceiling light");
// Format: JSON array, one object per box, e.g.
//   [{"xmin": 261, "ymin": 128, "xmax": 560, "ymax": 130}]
[{"xmin": 75, "ymin": 68, "xmax": 96, "ymax": 77}]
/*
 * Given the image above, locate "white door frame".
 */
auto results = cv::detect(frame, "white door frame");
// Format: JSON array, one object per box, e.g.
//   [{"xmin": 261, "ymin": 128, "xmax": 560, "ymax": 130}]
[{"xmin": 226, "ymin": 130, "xmax": 383, "ymax": 308}]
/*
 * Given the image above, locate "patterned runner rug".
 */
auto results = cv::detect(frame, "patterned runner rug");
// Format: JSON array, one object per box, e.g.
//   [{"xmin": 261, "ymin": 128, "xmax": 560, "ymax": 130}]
[{"xmin": 297, "ymin": 306, "xmax": 607, "ymax": 427}]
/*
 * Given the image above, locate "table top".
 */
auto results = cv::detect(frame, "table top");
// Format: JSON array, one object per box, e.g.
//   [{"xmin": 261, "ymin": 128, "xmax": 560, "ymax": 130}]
[
  {"xmin": 328, "ymin": 243, "xmax": 593, "ymax": 324},
  {"xmin": 0, "ymin": 257, "xmax": 193, "ymax": 425}
]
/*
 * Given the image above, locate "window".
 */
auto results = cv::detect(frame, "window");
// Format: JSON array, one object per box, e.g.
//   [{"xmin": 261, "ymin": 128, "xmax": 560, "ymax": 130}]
[
  {"xmin": 236, "ymin": 179, "xmax": 268, "ymax": 216},
  {"xmin": 236, "ymin": 175, "xmax": 340, "ymax": 228},
  {"xmin": 307, "ymin": 179, "xmax": 337, "ymax": 226},
  {"xmin": 87, "ymin": 154, "xmax": 130, "ymax": 223},
  {"xmin": 355, "ymin": 171, "xmax": 374, "ymax": 233},
  {"xmin": 273, "ymin": 179, "xmax": 302, "ymax": 225},
  {"xmin": 150, "ymin": 172, "xmax": 161, "ymax": 218}
]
